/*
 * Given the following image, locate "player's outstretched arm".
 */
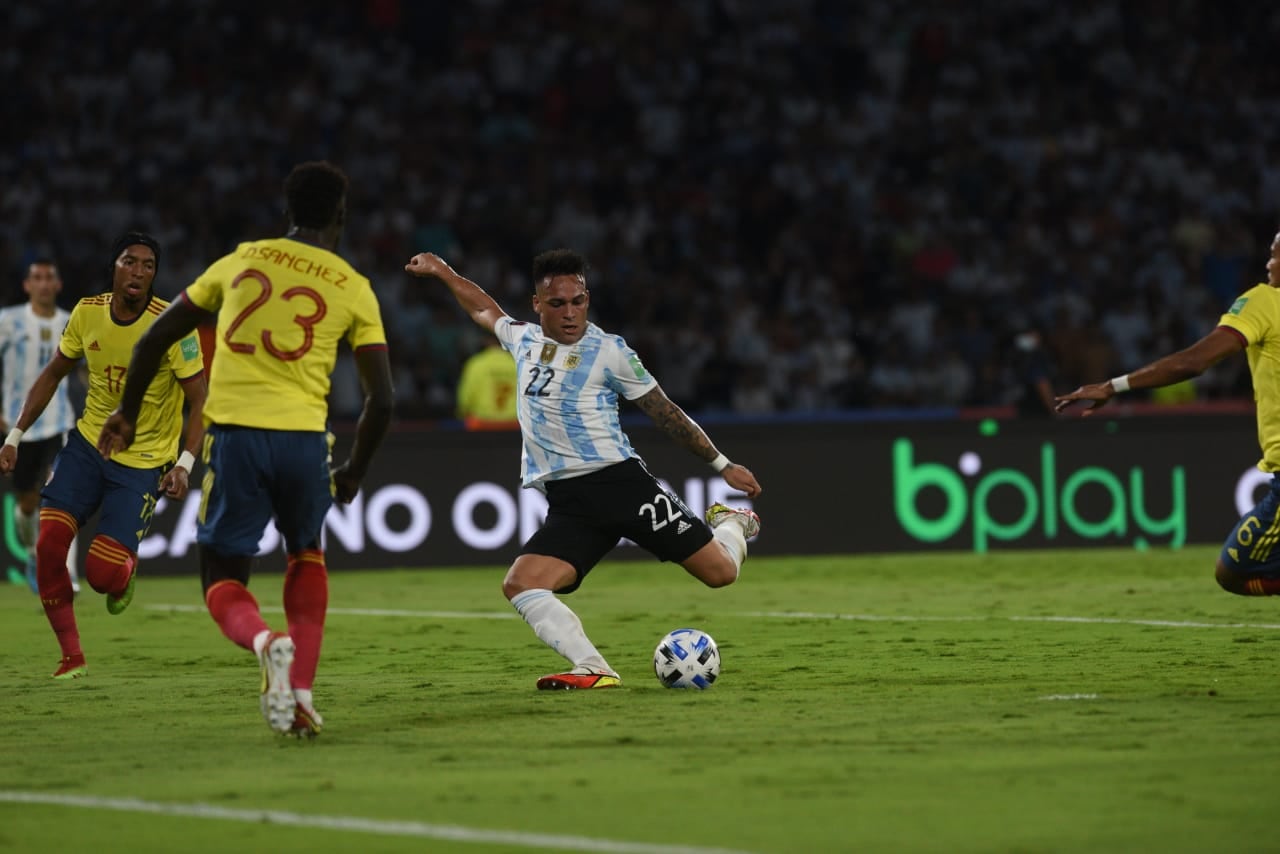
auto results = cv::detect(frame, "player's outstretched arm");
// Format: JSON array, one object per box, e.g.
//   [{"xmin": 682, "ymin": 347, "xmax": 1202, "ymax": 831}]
[
  {"xmin": 0, "ymin": 352, "xmax": 77, "ymax": 475},
  {"xmin": 632, "ymin": 385, "xmax": 763, "ymax": 498},
  {"xmin": 1054, "ymin": 326, "xmax": 1244, "ymax": 416},
  {"xmin": 404, "ymin": 253, "xmax": 508, "ymax": 333},
  {"xmin": 331, "ymin": 345, "xmax": 394, "ymax": 504},
  {"xmin": 100, "ymin": 296, "xmax": 208, "ymax": 456}
]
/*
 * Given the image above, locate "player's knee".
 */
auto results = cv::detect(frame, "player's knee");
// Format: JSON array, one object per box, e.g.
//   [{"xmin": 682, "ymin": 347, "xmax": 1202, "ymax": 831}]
[
  {"xmin": 502, "ymin": 557, "xmax": 578, "ymax": 600},
  {"xmin": 85, "ymin": 535, "xmax": 134, "ymax": 594},
  {"xmin": 699, "ymin": 558, "xmax": 739, "ymax": 589},
  {"xmin": 1215, "ymin": 561, "xmax": 1251, "ymax": 595},
  {"xmin": 502, "ymin": 569, "xmax": 532, "ymax": 601}
]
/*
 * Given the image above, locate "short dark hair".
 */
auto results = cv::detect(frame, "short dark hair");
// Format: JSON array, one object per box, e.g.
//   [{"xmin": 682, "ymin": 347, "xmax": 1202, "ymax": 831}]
[
  {"xmin": 532, "ymin": 249, "xmax": 589, "ymax": 284},
  {"xmin": 284, "ymin": 161, "xmax": 349, "ymax": 229},
  {"xmin": 27, "ymin": 257, "xmax": 58, "ymax": 272}
]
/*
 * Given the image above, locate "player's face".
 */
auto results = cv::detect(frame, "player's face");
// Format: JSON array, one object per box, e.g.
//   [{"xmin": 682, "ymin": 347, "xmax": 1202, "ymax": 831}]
[
  {"xmin": 112, "ymin": 244, "xmax": 157, "ymax": 310},
  {"xmin": 1269, "ymin": 231, "xmax": 1280, "ymax": 287},
  {"xmin": 533, "ymin": 274, "xmax": 589, "ymax": 344},
  {"xmin": 23, "ymin": 263, "xmax": 62, "ymax": 310}
]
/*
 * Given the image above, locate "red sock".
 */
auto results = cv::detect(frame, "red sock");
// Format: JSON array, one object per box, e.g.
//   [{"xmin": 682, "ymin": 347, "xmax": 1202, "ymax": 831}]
[
  {"xmin": 85, "ymin": 535, "xmax": 135, "ymax": 596},
  {"xmin": 283, "ymin": 549, "xmax": 328, "ymax": 691},
  {"xmin": 37, "ymin": 509, "xmax": 81, "ymax": 660},
  {"xmin": 1245, "ymin": 577, "xmax": 1280, "ymax": 595},
  {"xmin": 205, "ymin": 580, "xmax": 271, "ymax": 651}
]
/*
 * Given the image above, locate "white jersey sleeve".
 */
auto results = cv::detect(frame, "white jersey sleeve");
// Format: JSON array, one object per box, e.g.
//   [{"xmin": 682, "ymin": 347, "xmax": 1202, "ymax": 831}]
[
  {"xmin": 0, "ymin": 305, "xmax": 74, "ymax": 441},
  {"xmin": 495, "ymin": 317, "xmax": 657, "ymax": 489}
]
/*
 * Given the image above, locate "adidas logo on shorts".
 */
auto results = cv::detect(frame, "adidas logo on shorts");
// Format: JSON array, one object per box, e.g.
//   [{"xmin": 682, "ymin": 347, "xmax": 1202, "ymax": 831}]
[{"xmin": 677, "ymin": 520, "xmax": 691, "ymax": 534}]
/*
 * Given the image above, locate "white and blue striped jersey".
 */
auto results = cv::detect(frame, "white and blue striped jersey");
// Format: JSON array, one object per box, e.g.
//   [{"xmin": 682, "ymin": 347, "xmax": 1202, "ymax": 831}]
[
  {"xmin": 0, "ymin": 303, "xmax": 74, "ymax": 442},
  {"xmin": 495, "ymin": 316, "xmax": 658, "ymax": 489}
]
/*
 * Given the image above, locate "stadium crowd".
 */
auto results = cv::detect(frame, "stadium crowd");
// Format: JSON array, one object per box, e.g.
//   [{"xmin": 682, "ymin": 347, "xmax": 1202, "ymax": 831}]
[{"xmin": 1, "ymin": 0, "xmax": 1273, "ymax": 419}]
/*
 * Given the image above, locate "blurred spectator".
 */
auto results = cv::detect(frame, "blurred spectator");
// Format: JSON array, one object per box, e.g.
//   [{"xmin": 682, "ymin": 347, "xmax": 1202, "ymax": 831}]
[
  {"xmin": 1007, "ymin": 328, "xmax": 1058, "ymax": 418},
  {"xmin": 456, "ymin": 334, "xmax": 519, "ymax": 431}
]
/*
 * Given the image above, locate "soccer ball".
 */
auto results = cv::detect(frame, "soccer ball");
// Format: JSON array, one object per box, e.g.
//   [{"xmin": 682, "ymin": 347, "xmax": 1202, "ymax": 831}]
[{"xmin": 653, "ymin": 628, "xmax": 720, "ymax": 689}]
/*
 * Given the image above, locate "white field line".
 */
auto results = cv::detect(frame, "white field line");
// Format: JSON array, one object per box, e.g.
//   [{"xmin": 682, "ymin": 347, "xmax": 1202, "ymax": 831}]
[
  {"xmin": 0, "ymin": 792, "xmax": 754, "ymax": 854},
  {"xmin": 148, "ymin": 604, "xmax": 1280, "ymax": 631},
  {"xmin": 740, "ymin": 611, "xmax": 1280, "ymax": 631},
  {"xmin": 146, "ymin": 603, "xmax": 516, "ymax": 619}
]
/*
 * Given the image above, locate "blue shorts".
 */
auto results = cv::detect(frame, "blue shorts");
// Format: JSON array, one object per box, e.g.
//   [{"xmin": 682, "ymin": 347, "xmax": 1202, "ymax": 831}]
[
  {"xmin": 197, "ymin": 425, "xmax": 333, "ymax": 556},
  {"xmin": 1221, "ymin": 474, "xmax": 1280, "ymax": 574},
  {"xmin": 41, "ymin": 429, "xmax": 164, "ymax": 552}
]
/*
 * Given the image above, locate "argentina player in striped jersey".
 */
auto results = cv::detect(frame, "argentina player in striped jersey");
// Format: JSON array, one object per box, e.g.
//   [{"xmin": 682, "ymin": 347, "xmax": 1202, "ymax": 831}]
[
  {"xmin": 0, "ymin": 260, "xmax": 78, "ymax": 594},
  {"xmin": 406, "ymin": 249, "xmax": 762, "ymax": 690}
]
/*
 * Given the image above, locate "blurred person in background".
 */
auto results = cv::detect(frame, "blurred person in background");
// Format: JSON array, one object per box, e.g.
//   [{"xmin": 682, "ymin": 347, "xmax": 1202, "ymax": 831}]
[
  {"xmin": 1009, "ymin": 327, "xmax": 1058, "ymax": 418},
  {"xmin": 456, "ymin": 333, "xmax": 518, "ymax": 430},
  {"xmin": 0, "ymin": 259, "xmax": 79, "ymax": 594}
]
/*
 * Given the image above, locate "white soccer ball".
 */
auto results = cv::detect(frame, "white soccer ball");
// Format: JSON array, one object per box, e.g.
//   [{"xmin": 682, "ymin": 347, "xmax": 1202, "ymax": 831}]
[{"xmin": 653, "ymin": 628, "xmax": 721, "ymax": 689}]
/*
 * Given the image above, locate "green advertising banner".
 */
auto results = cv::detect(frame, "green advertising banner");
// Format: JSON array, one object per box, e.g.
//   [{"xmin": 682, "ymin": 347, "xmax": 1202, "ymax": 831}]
[{"xmin": 0, "ymin": 415, "xmax": 1261, "ymax": 577}]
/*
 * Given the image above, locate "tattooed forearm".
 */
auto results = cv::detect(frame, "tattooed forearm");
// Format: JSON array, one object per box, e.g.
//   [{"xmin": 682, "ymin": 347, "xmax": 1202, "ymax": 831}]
[{"xmin": 634, "ymin": 387, "xmax": 717, "ymax": 461}]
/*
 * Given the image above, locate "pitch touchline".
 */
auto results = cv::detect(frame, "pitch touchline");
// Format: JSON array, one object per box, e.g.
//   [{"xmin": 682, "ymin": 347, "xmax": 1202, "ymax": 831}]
[
  {"xmin": 741, "ymin": 612, "xmax": 1280, "ymax": 630},
  {"xmin": 0, "ymin": 792, "xmax": 752, "ymax": 854},
  {"xmin": 147, "ymin": 603, "xmax": 516, "ymax": 619},
  {"xmin": 146, "ymin": 604, "xmax": 1280, "ymax": 630}
]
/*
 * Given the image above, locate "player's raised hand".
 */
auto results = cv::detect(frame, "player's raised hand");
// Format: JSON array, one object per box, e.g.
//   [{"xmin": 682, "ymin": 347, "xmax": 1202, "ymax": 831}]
[
  {"xmin": 0, "ymin": 445, "xmax": 16, "ymax": 475},
  {"xmin": 1053, "ymin": 381, "xmax": 1115, "ymax": 416},
  {"xmin": 97, "ymin": 410, "xmax": 137, "ymax": 459},
  {"xmin": 723, "ymin": 463, "xmax": 762, "ymax": 499},
  {"xmin": 404, "ymin": 252, "xmax": 453, "ymax": 279}
]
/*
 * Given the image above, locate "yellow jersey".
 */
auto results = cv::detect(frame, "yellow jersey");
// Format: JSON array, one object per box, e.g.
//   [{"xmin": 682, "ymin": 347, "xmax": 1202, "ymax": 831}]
[
  {"xmin": 60, "ymin": 294, "xmax": 204, "ymax": 469},
  {"xmin": 183, "ymin": 237, "xmax": 386, "ymax": 431},
  {"xmin": 1219, "ymin": 283, "xmax": 1280, "ymax": 471},
  {"xmin": 456, "ymin": 345, "xmax": 518, "ymax": 422}
]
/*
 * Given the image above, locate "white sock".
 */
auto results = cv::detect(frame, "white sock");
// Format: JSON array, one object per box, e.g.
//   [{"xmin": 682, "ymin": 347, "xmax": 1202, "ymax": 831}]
[
  {"xmin": 294, "ymin": 688, "xmax": 314, "ymax": 709},
  {"xmin": 66, "ymin": 535, "xmax": 80, "ymax": 583},
  {"xmin": 14, "ymin": 508, "xmax": 36, "ymax": 549},
  {"xmin": 252, "ymin": 629, "xmax": 272, "ymax": 658},
  {"xmin": 511, "ymin": 588, "xmax": 613, "ymax": 673},
  {"xmin": 713, "ymin": 521, "xmax": 748, "ymax": 576}
]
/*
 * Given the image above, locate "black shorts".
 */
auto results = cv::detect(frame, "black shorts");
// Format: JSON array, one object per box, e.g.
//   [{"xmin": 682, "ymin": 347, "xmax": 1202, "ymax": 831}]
[
  {"xmin": 14, "ymin": 434, "xmax": 65, "ymax": 493},
  {"xmin": 521, "ymin": 458, "xmax": 714, "ymax": 594}
]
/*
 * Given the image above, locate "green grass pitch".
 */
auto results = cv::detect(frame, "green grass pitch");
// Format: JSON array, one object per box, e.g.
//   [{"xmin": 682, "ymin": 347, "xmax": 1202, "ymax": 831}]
[{"xmin": 2, "ymin": 549, "xmax": 1279, "ymax": 853}]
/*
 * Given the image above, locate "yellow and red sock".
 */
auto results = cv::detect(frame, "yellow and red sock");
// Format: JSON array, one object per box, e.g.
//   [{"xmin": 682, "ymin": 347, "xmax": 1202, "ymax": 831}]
[
  {"xmin": 283, "ymin": 549, "xmax": 328, "ymax": 691},
  {"xmin": 37, "ymin": 509, "xmax": 80, "ymax": 660},
  {"xmin": 85, "ymin": 535, "xmax": 135, "ymax": 596},
  {"xmin": 205, "ymin": 579, "xmax": 271, "ymax": 651},
  {"xmin": 1245, "ymin": 577, "xmax": 1280, "ymax": 595}
]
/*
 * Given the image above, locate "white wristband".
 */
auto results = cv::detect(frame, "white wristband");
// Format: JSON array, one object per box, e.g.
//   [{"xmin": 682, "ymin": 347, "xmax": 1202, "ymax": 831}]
[
  {"xmin": 175, "ymin": 450, "xmax": 196, "ymax": 473},
  {"xmin": 1110, "ymin": 375, "xmax": 1130, "ymax": 394},
  {"xmin": 709, "ymin": 453, "xmax": 731, "ymax": 472},
  {"xmin": 4, "ymin": 428, "xmax": 24, "ymax": 448}
]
